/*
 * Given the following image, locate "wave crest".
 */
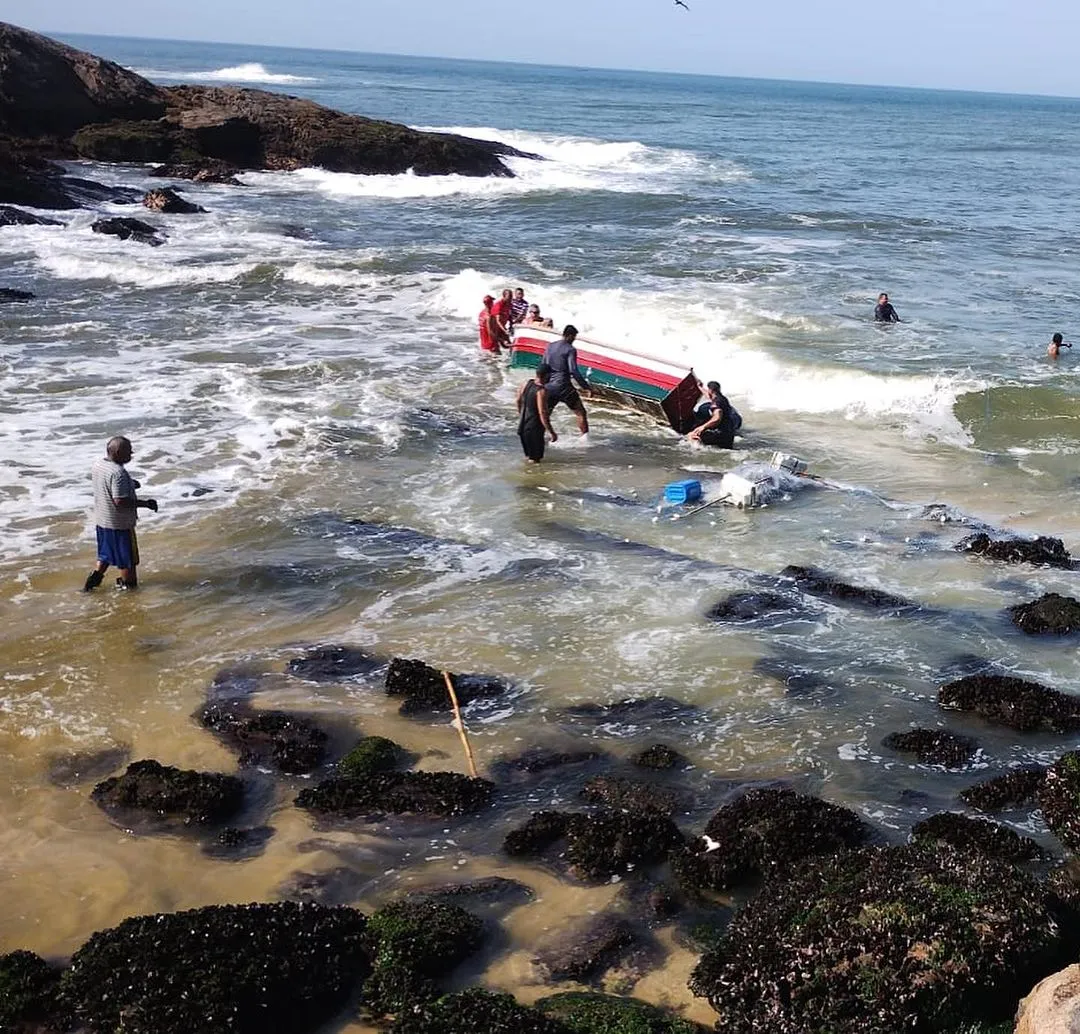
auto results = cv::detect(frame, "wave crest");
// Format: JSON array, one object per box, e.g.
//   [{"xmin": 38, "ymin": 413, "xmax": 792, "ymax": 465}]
[{"xmin": 132, "ymin": 62, "xmax": 318, "ymax": 84}]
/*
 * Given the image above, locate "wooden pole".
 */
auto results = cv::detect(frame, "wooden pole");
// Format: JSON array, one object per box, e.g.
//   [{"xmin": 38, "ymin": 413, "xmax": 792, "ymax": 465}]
[{"xmin": 443, "ymin": 670, "xmax": 479, "ymax": 780}]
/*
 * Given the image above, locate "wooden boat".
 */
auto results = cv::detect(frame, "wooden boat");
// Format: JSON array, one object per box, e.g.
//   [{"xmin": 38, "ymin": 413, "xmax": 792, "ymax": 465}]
[{"xmin": 509, "ymin": 324, "xmax": 701, "ymax": 434}]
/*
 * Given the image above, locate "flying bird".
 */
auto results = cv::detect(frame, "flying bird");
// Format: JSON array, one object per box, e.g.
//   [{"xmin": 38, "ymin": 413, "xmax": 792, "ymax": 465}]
[{"xmin": 674, "ymin": 0, "xmax": 690, "ymax": 8}]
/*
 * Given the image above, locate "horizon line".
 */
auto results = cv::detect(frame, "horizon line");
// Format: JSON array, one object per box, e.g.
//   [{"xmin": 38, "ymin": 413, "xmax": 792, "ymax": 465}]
[{"xmin": 47, "ymin": 26, "xmax": 1080, "ymax": 104}]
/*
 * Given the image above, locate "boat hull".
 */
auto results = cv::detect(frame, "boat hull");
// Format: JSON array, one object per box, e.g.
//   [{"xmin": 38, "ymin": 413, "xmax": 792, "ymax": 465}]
[{"xmin": 510, "ymin": 326, "xmax": 700, "ymax": 434}]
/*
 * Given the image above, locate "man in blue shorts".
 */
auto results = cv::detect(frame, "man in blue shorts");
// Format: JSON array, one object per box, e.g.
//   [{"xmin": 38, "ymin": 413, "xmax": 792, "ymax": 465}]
[
  {"xmin": 83, "ymin": 436, "xmax": 158, "ymax": 591},
  {"xmin": 541, "ymin": 325, "xmax": 591, "ymax": 435}
]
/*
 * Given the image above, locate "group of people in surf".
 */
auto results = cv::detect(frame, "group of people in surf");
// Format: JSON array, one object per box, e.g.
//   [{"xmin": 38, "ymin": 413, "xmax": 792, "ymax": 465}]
[{"xmin": 478, "ymin": 287, "xmax": 553, "ymax": 353}]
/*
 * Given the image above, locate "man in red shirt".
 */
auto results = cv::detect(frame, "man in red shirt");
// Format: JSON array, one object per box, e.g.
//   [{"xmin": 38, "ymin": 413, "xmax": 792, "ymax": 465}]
[
  {"xmin": 478, "ymin": 295, "xmax": 498, "ymax": 352},
  {"xmin": 493, "ymin": 289, "xmax": 514, "ymax": 343}
]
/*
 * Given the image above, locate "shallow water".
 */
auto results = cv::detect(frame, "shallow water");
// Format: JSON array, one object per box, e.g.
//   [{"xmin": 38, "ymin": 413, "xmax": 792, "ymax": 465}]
[{"xmin": 1, "ymin": 33, "xmax": 1080, "ymax": 1024}]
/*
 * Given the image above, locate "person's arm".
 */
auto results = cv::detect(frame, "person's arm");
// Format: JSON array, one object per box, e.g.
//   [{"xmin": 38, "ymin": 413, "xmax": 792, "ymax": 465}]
[
  {"xmin": 890, "ymin": 307, "xmax": 901, "ymax": 323},
  {"xmin": 516, "ymin": 381, "xmax": 527, "ymax": 414},
  {"xmin": 537, "ymin": 387, "xmax": 557, "ymax": 441},
  {"xmin": 568, "ymin": 346, "xmax": 589, "ymax": 391},
  {"xmin": 689, "ymin": 402, "xmax": 724, "ymax": 440},
  {"xmin": 111, "ymin": 469, "xmax": 157, "ymax": 512}
]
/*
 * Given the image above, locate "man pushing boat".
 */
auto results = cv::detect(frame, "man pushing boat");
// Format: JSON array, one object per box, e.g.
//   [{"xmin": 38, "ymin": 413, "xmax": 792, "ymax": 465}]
[{"xmin": 541, "ymin": 325, "xmax": 591, "ymax": 435}]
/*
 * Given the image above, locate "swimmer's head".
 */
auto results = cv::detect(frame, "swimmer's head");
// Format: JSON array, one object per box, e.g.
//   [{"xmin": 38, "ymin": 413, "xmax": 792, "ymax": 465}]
[{"xmin": 1053, "ymin": 332, "xmax": 1064, "ymax": 345}]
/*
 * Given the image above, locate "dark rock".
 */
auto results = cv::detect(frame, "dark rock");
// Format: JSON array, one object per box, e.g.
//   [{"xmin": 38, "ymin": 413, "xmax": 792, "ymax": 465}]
[
  {"xmin": 407, "ymin": 876, "xmax": 535, "ymax": 911},
  {"xmin": 201, "ymin": 825, "xmax": 274, "ymax": 860},
  {"xmin": 536, "ymin": 991, "xmax": 709, "ymax": 1034},
  {"xmin": 671, "ymin": 787, "xmax": 873, "ymax": 893},
  {"xmin": 959, "ymin": 531, "xmax": 1073, "ymax": 569},
  {"xmin": 198, "ymin": 702, "xmax": 328, "ymax": 774},
  {"xmin": 780, "ymin": 564, "xmax": 916, "ymax": 610},
  {"xmin": 910, "ymin": 812, "xmax": 1044, "ymax": 863},
  {"xmin": 46, "ymin": 744, "xmax": 130, "ymax": 786},
  {"xmin": 939, "ymin": 673, "xmax": 1080, "ymax": 732},
  {"xmin": 561, "ymin": 696, "xmax": 704, "ymax": 727},
  {"xmin": 1047, "ymin": 857, "xmax": 1080, "ymax": 915},
  {"xmin": 205, "ymin": 664, "xmax": 265, "ymax": 703},
  {"xmin": 689, "ymin": 843, "xmax": 1069, "ymax": 1034},
  {"xmin": 91, "ymin": 759, "xmax": 245, "ymax": 827},
  {"xmin": 490, "ymin": 745, "xmax": 605, "ymax": 780},
  {"xmin": 59, "ymin": 174, "xmax": 141, "ymax": 205},
  {"xmin": 142, "ymin": 186, "xmax": 205, "ymax": 213},
  {"xmin": 0, "ymin": 287, "xmax": 33, "ymax": 302},
  {"xmin": 59, "ymin": 902, "xmax": 369, "ymax": 1034},
  {"xmin": 504, "ymin": 810, "xmax": 572, "ymax": 857},
  {"xmin": 630, "ymin": 744, "xmax": 685, "ymax": 771},
  {"xmin": 580, "ymin": 775, "xmax": 681, "ymax": 816},
  {"xmin": 150, "ymin": 159, "xmax": 242, "ymax": 184},
  {"xmin": 286, "ymin": 644, "xmax": 381, "ymax": 681},
  {"xmin": 386, "ymin": 657, "xmax": 507, "ymax": 715},
  {"xmin": 0, "ymin": 22, "xmax": 167, "ymax": 138},
  {"xmin": 752, "ymin": 656, "xmax": 834, "ymax": 697},
  {"xmin": 960, "ymin": 767, "xmax": 1047, "ymax": 811},
  {"xmin": 338, "ymin": 735, "xmax": 405, "ymax": 778},
  {"xmin": 616, "ymin": 880, "xmax": 685, "ymax": 923},
  {"xmin": 566, "ymin": 810, "xmax": 684, "ymax": 882},
  {"xmin": 705, "ymin": 590, "xmax": 801, "ymax": 622},
  {"xmin": 0, "ymin": 147, "xmax": 77, "ymax": 208},
  {"xmin": 390, "ymin": 988, "xmax": 570, "ymax": 1034},
  {"xmin": 0, "ymin": 950, "xmax": 62, "ymax": 1032},
  {"xmin": 882, "ymin": 728, "xmax": 979, "ymax": 768},
  {"xmin": 363, "ymin": 900, "xmax": 484, "ymax": 1014},
  {"xmin": 1040, "ymin": 752, "xmax": 1080, "ymax": 851},
  {"xmin": 296, "ymin": 770, "xmax": 493, "ymax": 819},
  {"xmin": 278, "ymin": 866, "xmax": 367, "ymax": 907},
  {"xmin": 90, "ymin": 216, "xmax": 164, "ymax": 245},
  {"xmin": 0, "ymin": 204, "xmax": 60, "ymax": 225},
  {"xmin": 1010, "ymin": 593, "xmax": 1080, "ymax": 635},
  {"xmin": 532, "ymin": 914, "xmax": 639, "ymax": 983}
]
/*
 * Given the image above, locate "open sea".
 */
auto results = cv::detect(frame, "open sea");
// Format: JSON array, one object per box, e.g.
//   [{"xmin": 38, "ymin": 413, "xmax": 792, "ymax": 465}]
[{"xmin": 2, "ymin": 33, "xmax": 1080, "ymax": 1024}]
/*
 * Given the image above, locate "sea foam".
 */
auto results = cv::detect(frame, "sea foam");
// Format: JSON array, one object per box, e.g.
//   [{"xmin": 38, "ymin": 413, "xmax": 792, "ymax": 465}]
[{"xmin": 132, "ymin": 62, "xmax": 318, "ymax": 84}]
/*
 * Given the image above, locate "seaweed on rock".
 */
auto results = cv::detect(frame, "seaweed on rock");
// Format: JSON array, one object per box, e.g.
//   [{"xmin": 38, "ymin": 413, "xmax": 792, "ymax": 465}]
[
  {"xmin": 580, "ymin": 775, "xmax": 681, "ymax": 816},
  {"xmin": 197, "ymin": 703, "xmax": 329, "ymax": 773},
  {"xmin": 1010, "ymin": 594, "xmax": 1080, "ymax": 635},
  {"xmin": 363, "ymin": 900, "xmax": 484, "ymax": 1015},
  {"xmin": 536, "ymin": 991, "xmax": 710, "ymax": 1034},
  {"xmin": 385, "ymin": 657, "xmax": 507, "ymax": 715},
  {"xmin": 882, "ymin": 728, "xmax": 979, "ymax": 768},
  {"xmin": 671, "ymin": 787, "xmax": 873, "ymax": 893},
  {"xmin": 1039, "ymin": 752, "xmax": 1080, "ymax": 851},
  {"xmin": 958, "ymin": 532, "xmax": 1073, "ymax": 569},
  {"xmin": 390, "ymin": 988, "xmax": 570, "ymax": 1034},
  {"xmin": 0, "ymin": 950, "xmax": 63, "ymax": 1032},
  {"xmin": 960, "ymin": 768, "xmax": 1047, "ymax": 811},
  {"xmin": 631, "ymin": 744, "xmax": 685, "ymax": 771},
  {"xmin": 910, "ymin": 812, "xmax": 1044, "ymax": 863},
  {"xmin": 689, "ymin": 844, "xmax": 1070, "ymax": 1034},
  {"xmin": 504, "ymin": 810, "xmax": 572, "ymax": 857},
  {"xmin": 565, "ymin": 810, "xmax": 684, "ymax": 882},
  {"xmin": 91, "ymin": 759, "xmax": 244, "ymax": 827},
  {"xmin": 337, "ymin": 735, "xmax": 405, "ymax": 778},
  {"xmin": 939, "ymin": 674, "xmax": 1080, "ymax": 733},
  {"xmin": 296, "ymin": 771, "xmax": 493, "ymax": 818},
  {"xmin": 59, "ymin": 902, "xmax": 370, "ymax": 1034}
]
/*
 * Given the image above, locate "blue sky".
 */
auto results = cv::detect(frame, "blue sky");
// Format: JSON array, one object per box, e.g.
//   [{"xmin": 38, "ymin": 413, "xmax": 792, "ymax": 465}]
[{"xmin": 10, "ymin": 0, "xmax": 1080, "ymax": 96}]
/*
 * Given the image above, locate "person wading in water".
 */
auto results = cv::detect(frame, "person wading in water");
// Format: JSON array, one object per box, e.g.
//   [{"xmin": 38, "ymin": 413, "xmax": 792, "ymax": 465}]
[
  {"xmin": 516, "ymin": 363, "xmax": 558, "ymax": 462},
  {"xmin": 541, "ymin": 325, "xmax": 591, "ymax": 435}
]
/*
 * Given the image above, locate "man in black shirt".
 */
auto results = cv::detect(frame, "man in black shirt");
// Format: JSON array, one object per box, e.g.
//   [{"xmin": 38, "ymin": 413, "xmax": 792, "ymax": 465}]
[
  {"xmin": 874, "ymin": 292, "xmax": 901, "ymax": 322},
  {"xmin": 689, "ymin": 381, "xmax": 738, "ymax": 449},
  {"xmin": 541, "ymin": 325, "xmax": 590, "ymax": 435}
]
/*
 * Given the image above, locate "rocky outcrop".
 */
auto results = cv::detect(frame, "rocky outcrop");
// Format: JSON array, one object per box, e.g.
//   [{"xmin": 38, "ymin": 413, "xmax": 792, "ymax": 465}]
[
  {"xmin": 536, "ymin": 992, "xmax": 709, "ymax": 1034},
  {"xmin": 1039, "ymin": 752, "xmax": 1080, "ymax": 851},
  {"xmin": 939, "ymin": 673, "xmax": 1080, "ymax": 732},
  {"xmin": 489, "ymin": 745, "xmax": 606, "ymax": 780},
  {"xmin": 91, "ymin": 216, "xmax": 164, "ymax": 245},
  {"xmin": 150, "ymin": 159, "xmax": 242, "ymax": 184},
  {"xmin": 295, "ymin": 770, "xmax": 493, "ymax": 818},
  {"xmin": 390, "ymin": 988, "xmax": 570, "ymax": 1034},
  {"xmin": 780, "ymin": 565, "xmax": 916, "ymax": 610},
  {"xmin": 142, "ymin": 186, "xmax": 205, "ymax": 213},
  {"xmin": 1015, "ymin": 965, "xmax": 1080, "ymax": 1034},
  {"xmin": 910, "ymin": 812, "xmax": 1044, "ymax": 863},
  {"xmin": 91, "ymin": 759, "xmax": 245, "ymax": 828},
  {"xmin": 631, "ymin": 744, "xmax": 685, "ymax": 770},
  {"xmin": 385, "ymin": 657, "xmax": 507, "ymax": 716},
  {"xmin": 197, "ymin": 702, "xmax": 329, "ymax": 774},
  {"xmin": 705, "ymin": 590, "xmax": 801, "ymax": 622},
  {"xmin": 0, "ymin": 204, "xmax": 60, "ymax": 225},
  {"xmin": 532, "ymin": 914, "xmax": 643, "ymax": 984},
  {"xmin": 286, "ymin": 643, "xmax": 381, "ymax": 681},
  {"xmin": 0, "ymin": 287, "xmax": 33, "ymax": 302},
  {"xmin": 960, "ymin": 767, "xmax": 1047, "ymax": 811},
  {"xmin": 958, "ymin": 531, "xmax": 1073, "ymax": 568},
  {"xmin": 882, "ymin": 728, "xmax": 979, "ymax": 767},
  {"xmin": 580, "ymin": 775, "xmax": 681, "ymax": 816},
  {"xmin": 1011, "ymin": 593, "xmax": 1080, "ymax": 635},
  {"xmin": 337, "ymin": 735, "xmax": 405, "ymax": 778},
  {"xmin": 0, "ymin": 950, "xmax": 62, "ymax": 1031}
]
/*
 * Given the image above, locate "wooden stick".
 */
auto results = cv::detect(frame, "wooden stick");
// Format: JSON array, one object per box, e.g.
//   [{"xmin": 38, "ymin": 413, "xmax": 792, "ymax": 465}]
[{"xmin": 443, "ymin": 671, "xmax": 479, "ymax": 780}]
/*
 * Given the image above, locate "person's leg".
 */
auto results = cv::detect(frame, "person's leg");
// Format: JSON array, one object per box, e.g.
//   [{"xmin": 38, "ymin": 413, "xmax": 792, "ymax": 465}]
[
  {"xmin": 85, "ymin": 529, "xmax": 110, "ymax": 590},
  {"xmin": 571, "ymin": 402, "xmax": 589, "ymax": 435},
  {"xmin": 115, "ymin": 530, "xmax": 139, "ymax": 589},
  {"xmin": 699, "ymin": 427, "xmax": 734, "ymax": 449}
]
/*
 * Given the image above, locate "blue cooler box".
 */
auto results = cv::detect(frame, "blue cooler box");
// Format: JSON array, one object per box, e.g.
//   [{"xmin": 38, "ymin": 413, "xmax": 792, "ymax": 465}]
[{"xmin": 664, "ymin": 479, "xmax": 702, "ymax": 504}]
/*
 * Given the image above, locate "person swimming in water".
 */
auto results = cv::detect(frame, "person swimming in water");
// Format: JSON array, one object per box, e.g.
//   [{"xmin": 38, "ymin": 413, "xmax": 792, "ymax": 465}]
[
  {"xmin": 874, "ymin": 292, "xmax": 901, "ymax": 323},
  {"xmin": 1048, "ymin": 332, "xmax": 1073, "ymax": 359}
]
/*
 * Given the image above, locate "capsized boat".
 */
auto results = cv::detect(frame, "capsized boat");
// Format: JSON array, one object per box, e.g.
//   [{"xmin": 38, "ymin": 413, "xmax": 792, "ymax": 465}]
[{"xmin": 509, "ymin": 324, "xmax": 701, "ymax": 434}]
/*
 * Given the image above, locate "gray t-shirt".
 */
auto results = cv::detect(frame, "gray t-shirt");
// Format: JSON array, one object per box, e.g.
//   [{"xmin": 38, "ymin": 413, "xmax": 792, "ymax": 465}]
[{"xmin": 91, "ymin": 457, "xmax": 137, "ymax": 530}]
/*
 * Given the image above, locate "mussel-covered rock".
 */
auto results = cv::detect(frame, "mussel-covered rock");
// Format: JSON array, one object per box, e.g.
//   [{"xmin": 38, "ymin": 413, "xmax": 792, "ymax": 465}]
[
  {"xmin": 779, "ymin": 565, "xmax": 916, "ymax": 610},
  {"xmin": 390, "ymin": 988, "xmax": 570, "ymax": 1034},
  {"xmin": 0, "ymin": 950, "xmax": 62, "ymax": 1031},
  {"xmin": 1011, "ymin": 593, "xmax": 1080, "ymax": 635},
  {"xmin": 631, "ymin": 744, "xmax": 685, "ymax": 770},
  {"xmin": 286, "ymin": 644, "xmax": 381, "ymax": 680},
  {"xmin": 142, "ymin": 186, "xmax": 205, "ymax": 213},
  {"xmin": 939, "ymin": 674, "xmax": 1080, "ymax": 732},
  {"xmin": 705, "ymin": 590, "xmax": 801, "ymax": 622},
  {"xmin": 338, "ymin": 735, "xmax": 405, "ymax": 778},
  {"xmin": 91, "ymin": 759, "xmax": 244, "ymax": 827},
  {"xmin": 90, "ymin": 216, "xmax": 164, "ymax": 245},
  {"xmin": 689, "ymin": 844, "xmax": 1069, "ymax": 1034},
  {"xmin": 910, "ymin": 812, "xmax": 1044, "ymax": 863},
  {"xmin": 580, "ymin": 775, "xmax": 681, "ymax": 816},
  {"xmin": 363, "ymin": 900, "xmax": 484, "ymax": 1014},
  {"xmin": 960, "ymin": 767, "xmax": 1047, "ymax": 811},
  {"xmin": 60, "ymin": 902, "xmax": 370, "ymax": 1034},
  {"xmin": 504, "ymin": 810, "xmax": 572, "ymax": 857},
  {"xmin": 566, "ymin": 810, "xmax": 684, "ymax": 882},
  {"xmin": 532, "ymin": 914, "xmax": 642, "ymax": 984},
  {"xmin": 406, "ymin": 876, "xmax": 534, "ymax": 912},
  {"xmin": 882, "ymin": 728, "xmax": 979, "ymax": 768},
  {"xmin": 1039, "ymin": 752, "xmax": 1080, "ymax": 851},
  {"xmin": 150, "ymin": 160, "xmax": 242, "ymax": 185},
  {"xmin": 385, "ymin": 657, "xmax": 507, "ymax": 715},
  {"xmin": 958, "ymin": 532, "xmax": 1072, "ymax": 569},
  {"xmin": 560, "ymin": 696, "xmax": 704, "ymax": 726},
  {"xmin": 536, "ymin": 991, "xmax": 709, "ymax": 1034},
  {"xmin": 671, "ymin": 787, "xmax": 872, "ymax": 893},
  {"xmin": 296, "ymin": 771, "xmax": 493, "ymax": 818},
  {"xmin": 198, "ymin": 703, "xmax": 328, "ymax": 773},
  {"xmin": 202, "ymin": 824, "xmax": 275, "ymax": 860}
]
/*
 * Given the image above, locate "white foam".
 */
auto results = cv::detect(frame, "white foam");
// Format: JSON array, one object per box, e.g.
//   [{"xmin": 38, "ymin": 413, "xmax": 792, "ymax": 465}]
[{"xmin": 131, "ymin": 63, "xmax": 318, "ymax": 84}]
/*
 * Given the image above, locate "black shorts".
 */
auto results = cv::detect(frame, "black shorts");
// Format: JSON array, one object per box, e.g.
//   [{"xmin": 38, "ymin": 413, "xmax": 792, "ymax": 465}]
[
  {"xmin": 519, "ymin": 426, "xmax": 545, "ymax": 461},
  {"xmin": 699, "ymin": 426, "xmax": 735, "ymax": 449},
  {"xmin": 547, "ymin": 384, "xmax": 583, "ymax": 412}
]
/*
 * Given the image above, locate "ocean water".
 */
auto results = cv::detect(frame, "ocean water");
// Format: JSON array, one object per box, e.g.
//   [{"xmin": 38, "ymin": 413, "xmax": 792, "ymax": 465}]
[{"xmin": 1, "ymin": 33, "xmax": 1080, "ymax": 1022}]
